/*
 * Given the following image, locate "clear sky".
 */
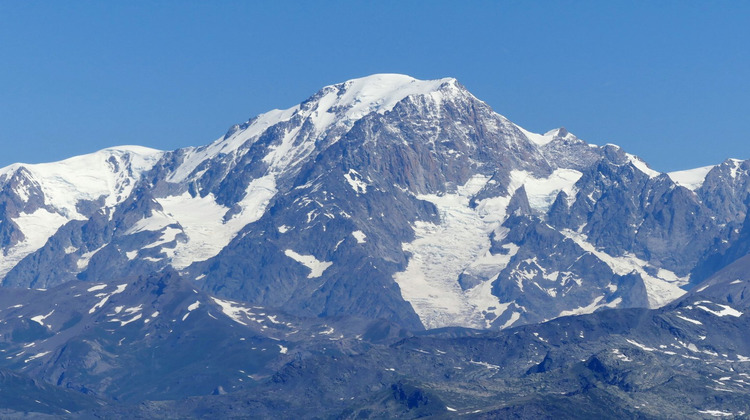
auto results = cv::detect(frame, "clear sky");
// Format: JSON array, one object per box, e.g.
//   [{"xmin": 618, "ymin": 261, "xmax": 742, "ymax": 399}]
[{"xmin": 1, "ymin": 1, "xmax": 748, "ymax": 172}]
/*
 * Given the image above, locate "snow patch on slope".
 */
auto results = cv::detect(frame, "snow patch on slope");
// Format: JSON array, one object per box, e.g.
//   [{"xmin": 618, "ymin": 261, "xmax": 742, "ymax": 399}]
[
  {"xmin": 668, "ymin": 165, "xmax": 715, "ymax": 190},
  {"xmin": 128, "ymin": 175, "xmax": 277, "ymax": 269},
  {"xmin": 284, "ymin": 250, "xmax": 332, "ymax": 278},
  {"xmin": 510, "ymin": 169, "xmax": 582, "ymax": 211},
  {"xmin": 626, "ymin": 153, "xmax": 661, "ymax": 178},
  {"xmin": 0, "ymin": 209, "xmax": 69, "ymax": 278},
  {"xmin": 560, "ymin": 229, "xmax": 687, "ymax": 308}
]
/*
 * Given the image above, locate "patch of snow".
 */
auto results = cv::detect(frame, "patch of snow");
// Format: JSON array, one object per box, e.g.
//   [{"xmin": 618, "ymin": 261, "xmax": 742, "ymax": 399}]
[
  {"xmin": 130, "ymin": 175, "xmax": 277, "ymax": 270},
  {"xmin": 626, "ymin": 339, "xmax": 656, "ymax": 352},
  {"xmin": 509, "ymin": 169, "xmax": 582, "ymax": 211},
  {"xmin": 87, "ymin": 284, "xmax": 107, "ymax": 292},
  {"xmin": 468, "ymin": 360, "xmax": 500, "ymax": 370},
  {"xmin": 278, "ymin": 344, "xmax": 288, "ymax": 354},
  {"xmin": 30, "ymin": 310, "xmax": 54, "ymax": 327},
  {"xmin": 0, "ymin": 208, "xmax": 69, "ymax": 278},
  {"xmin": 557, "ymin": 296, "xmax": 622, "ymax": 317},
  {"xmin": 344, "ymin": 169, "xmax": 369, "ymax": 194},
  {"xmin": 77, "ymin": 245, "xmax": 106, "ymax": 270},
  {"xmin": 111, "ymin": 313, "xmax": 142, "ymax": 326},
  {"xmin": 24, "ymin": 351, "xmax": 51, "ymax": 363},
  {"xmin": 515, "ymin": 125, "xmax": 577, "ymax": 146},
  {"xmin": 675, "ymin": 314, "xmax": 703, "ymax": 325},
  {"xmin": 698, "ymin": 410, "xmax": 734, "ymax": 417},
  {"xmin": 187, "ymin": 301, "xmax": 200, "ymax": 311},
  {"xmin": 612, "ymin": 348, "xmax": 632, "ymax": 362},
  {"xmin": 560, "ymin": 229, "xmax": 687, "ymax": 308},
  {"xmin": 694, "ymin": 301, "xmax": 743, "ymax": 317},
  {"xmin": 210, "ymin": 297, "xmax": 255, "ymax": 326},
  {"xmin": 668, "ymin": 165, "xmax": 715, "ymax": 190},
  {"xmin": 626, "ymin": 153, "xmax": 661, "ymax": 178},
  {"xmin": 278, "ymin": 225, "xmax": 290, "ymax": 233},
  {"xmin": 284, "ymin": 249, "xmax": 332, "ymax": 278},
  {"xmin": 88, "ymin": 284, "xmax": 128, "ymax": 314},
  {"xmin": 352, "ymin": 230, "xmax": 367, "ymax": 243},
  {"xmin": 500, "ymin": 312, "xmax": 521, "ymax": 329}
]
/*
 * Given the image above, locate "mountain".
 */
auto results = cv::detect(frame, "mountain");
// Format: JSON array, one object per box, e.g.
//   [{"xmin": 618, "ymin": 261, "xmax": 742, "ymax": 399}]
[
  {"xmin": 0, "ymin": 146, "xmax": 163, "ymax": 280},
  {"xmin": 3, "ymin": 74, "xmax": 748, "ymax": 332},
  {"xmin": 1, "ymin": 74, "xmax": 750, "ymax": 417}
]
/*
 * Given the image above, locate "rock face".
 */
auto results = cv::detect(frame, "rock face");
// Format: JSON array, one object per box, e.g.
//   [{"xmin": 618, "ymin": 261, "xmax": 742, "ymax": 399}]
[{"xmin": 1, "ymin": 74, "xmax": 750, "ymax": 332}]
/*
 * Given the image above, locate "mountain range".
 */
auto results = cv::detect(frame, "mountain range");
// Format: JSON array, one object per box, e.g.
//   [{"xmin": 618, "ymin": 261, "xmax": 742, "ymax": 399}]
[{"xmin": 0, "ymin": 74, "xmax": 748, "ymax": 418}]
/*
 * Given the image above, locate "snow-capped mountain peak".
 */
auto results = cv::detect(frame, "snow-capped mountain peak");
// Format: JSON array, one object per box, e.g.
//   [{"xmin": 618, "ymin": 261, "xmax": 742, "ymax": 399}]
[
  {"xmin": 0, "ymin": 146, "xmax": 164, "ymax": 278},
  {"xmin": 323, "ymin": 73, "xmax": 459, "ymax": 120},
  {"xmin": 168, "ymin": 74, "xmax": 462, "ymax": 185}
]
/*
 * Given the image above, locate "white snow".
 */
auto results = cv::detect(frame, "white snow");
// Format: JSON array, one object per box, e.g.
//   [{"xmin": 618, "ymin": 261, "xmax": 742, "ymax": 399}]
[
  {"xmin": 210, "ymin": 297, "xmax": 255, "ymax": 326},
  {"xmin": 557, "ymin": 296, "xmax": 622, "ymax": 317},
  {"xmin": 24, "ymin": 351, "xmax": 50, "ymax": 363},
  {"xmin": 694, "ymin": 301, "xmax": 743, "ymax": 317},
  {"xmin": 395, "ymin": 175, "xmax": 519, "ymax": 329},
  {"xmin": 0, "ymin": 146, "xmax": 163, "ymax": 215},
  {"xmin": 278, "ymin": 344, "xmax": 288, "ymax": 354},
  {"xmin": 352, "ymin": 230, "xmax": 367, "ymax": 243},
  {"xmin": 675, "ymin": 314, "xmax": 703, "ymax": 325},
  {"xmin": 509, "ymin": 169, "xmax": 582, "ymax": 211},
  {"xmin": 87, "ymin": 284, "xmax": 107, "ymax": 292},
  {"xmin": 187, "ymin": 300, "xmax": 201, "ymax": 311},
  {"xmin": 30, "ymin": 309, "xmax": 54, "ymax": 327},
  {"xmin": 560, "ymin": 229, "xmax": 687, "ymax": 308},
  {"xmin": 168, "ymin": 108, "xmax": 298, "ymax": 184},
  {"xmin": 668, "ymin": 165, "xmax": 715, "ymax": 190},
  {"xmin": 76, "ymin": 245, "xmax": 105, "ymax": 270},
  {"xmin": 344, "ymin": 169, "xmax": 369, "ymax": 194},
  {"xmin": 323, "ymin": 74, "xmax": 456, "ymax": 123},
  {"xmin": 515, "ymin": 125, "xmax": 577, "ymax": 146},
  {"xmin": 88, "ymin": 284, "xmax": 128, "ymax": 314},
  {"xmin": 626, "ymin": 153, "xmax": 661, "ymax": 178},
  {"xmin": 278, "ymin": 225, "xmax": 290, "ymax": 233},
  {"xmin": 626, "ymin": 339, "xmax": 656, "ymax": 352},
  {"xmin": 698, "ymin": 410, "xmax": 734, "ymax": 417},
  {"xmin": 284, "ymin": 249, "xmax": 332, "ymax": 278},
  {"xmin": 129, "ymin": 174, "xmax": 277, "ymax": 269},
  {"xmin": 612, "ymin": 349, "xmax": 632, "ymax": 362},
  {"xmin": 0, "ymin": 208, "xmax": 69, "ymax": 278},
  {"xmin": 392, "ymin": 168, "xmax": 603, "ymax": 329},
  {"xmin": 112, "ymin": 313, "xmax": 142, "ymax": 326},
  {"xmin": 468, "ymin": 360, "xmax": 500, "ymax": 370}
]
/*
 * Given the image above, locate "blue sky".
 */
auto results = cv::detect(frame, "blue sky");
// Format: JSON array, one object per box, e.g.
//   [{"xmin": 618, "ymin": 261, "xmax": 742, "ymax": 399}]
[{"xmin": 1, "ymin": 1, "xmax": 748, "ymax": 171}]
